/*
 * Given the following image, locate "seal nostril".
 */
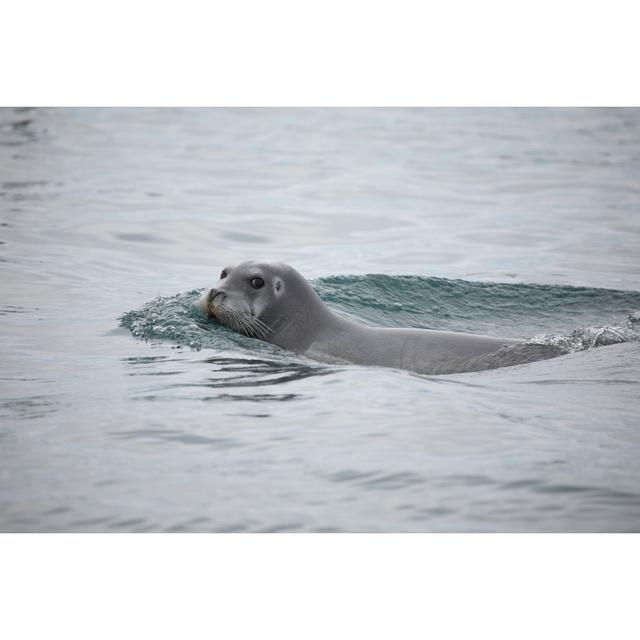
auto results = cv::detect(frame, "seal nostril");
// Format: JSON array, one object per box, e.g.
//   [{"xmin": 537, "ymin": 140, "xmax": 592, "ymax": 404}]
[{"xmin": 211, "ymin": 290, "xmax": 225, "ymax": 305}]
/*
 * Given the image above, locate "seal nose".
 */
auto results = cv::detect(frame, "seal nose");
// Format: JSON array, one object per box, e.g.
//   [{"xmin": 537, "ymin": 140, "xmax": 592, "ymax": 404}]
[{"xmin": 209, "ymin": 288, "xmax": 225, "ymax": 305}]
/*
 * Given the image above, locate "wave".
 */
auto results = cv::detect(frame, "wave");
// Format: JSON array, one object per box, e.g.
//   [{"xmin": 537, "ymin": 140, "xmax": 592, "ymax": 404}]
[{"xmin": 120, "ymin": 276, "xmax": 640, "ymax": 357}]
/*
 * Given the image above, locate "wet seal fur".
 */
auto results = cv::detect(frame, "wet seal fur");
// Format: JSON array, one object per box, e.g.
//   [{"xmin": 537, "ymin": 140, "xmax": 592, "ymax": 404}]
[{"xmin": 197, "ymin": 261, "xmax": 561, "ymax": 375}]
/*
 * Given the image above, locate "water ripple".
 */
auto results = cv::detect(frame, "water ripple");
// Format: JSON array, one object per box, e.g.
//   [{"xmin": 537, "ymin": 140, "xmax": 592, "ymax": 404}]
[{"xmin": 111, "ymin": 428, "xmax": 242, "ymax": 449}]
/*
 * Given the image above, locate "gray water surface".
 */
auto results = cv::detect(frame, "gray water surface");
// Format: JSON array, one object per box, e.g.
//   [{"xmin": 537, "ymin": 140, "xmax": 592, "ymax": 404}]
[{"xmin": 1, "ymin": 107, "xmax": 640, "ymax": 532}]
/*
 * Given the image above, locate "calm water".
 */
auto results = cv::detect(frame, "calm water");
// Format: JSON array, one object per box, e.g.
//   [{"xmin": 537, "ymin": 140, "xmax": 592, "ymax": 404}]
[{"xmin": 1, "ymin": 107, "xmax": 640, "ymax": 532}]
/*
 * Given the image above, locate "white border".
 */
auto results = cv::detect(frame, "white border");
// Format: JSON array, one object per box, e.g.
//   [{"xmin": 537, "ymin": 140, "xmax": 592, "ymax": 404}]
[
  {"xmin": 2, "ymin": 0, "xmax": 639, "ymax": 105},
  {"xmin": 1, "ymin": 534, "xmax": 638, "ymax": 640}
]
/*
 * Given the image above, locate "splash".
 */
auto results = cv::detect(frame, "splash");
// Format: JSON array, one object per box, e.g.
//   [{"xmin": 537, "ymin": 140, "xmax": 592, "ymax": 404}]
[{"xmin": 528, "ymin": 312, "xmax": 640, "ymax": 354}]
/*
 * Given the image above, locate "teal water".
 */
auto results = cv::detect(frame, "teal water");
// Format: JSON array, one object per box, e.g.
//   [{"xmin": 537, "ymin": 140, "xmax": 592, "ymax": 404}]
[
  {"xmin": 122, "ymin": 276, "xmax": 640, "ymax": 350},
  {"xmin": 2, "ymin": 107, "xmax": 640, "ymax": 531}
]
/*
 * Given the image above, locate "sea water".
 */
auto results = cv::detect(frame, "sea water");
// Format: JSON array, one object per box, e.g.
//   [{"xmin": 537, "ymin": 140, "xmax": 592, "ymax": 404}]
[{"xmin": 1, "ymin": 107, "xmax": 639, "ymax": 531}]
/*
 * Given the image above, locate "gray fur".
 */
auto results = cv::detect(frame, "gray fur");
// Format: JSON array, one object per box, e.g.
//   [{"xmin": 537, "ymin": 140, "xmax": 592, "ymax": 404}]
[{"xmin": 198, "ymin": 261, "xmax": 557, "ymax": 375}]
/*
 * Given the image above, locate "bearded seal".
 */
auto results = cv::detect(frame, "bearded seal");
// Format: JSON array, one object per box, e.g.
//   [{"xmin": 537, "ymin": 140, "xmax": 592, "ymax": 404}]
[{"xmin": 197, "ymin": 261, "xmax": 558, "ymax": 375}]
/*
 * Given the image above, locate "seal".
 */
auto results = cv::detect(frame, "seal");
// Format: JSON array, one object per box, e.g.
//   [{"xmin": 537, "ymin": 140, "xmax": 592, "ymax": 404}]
[{"xmin": 197, "ymin": 260, "xmax": 553, "ymax": 375}]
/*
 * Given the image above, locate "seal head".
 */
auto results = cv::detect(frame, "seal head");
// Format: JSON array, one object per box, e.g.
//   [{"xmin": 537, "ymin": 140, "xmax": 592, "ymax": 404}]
[{"xmin": 197, "ymin": 260, "xmax": 331, "ymax": 351}]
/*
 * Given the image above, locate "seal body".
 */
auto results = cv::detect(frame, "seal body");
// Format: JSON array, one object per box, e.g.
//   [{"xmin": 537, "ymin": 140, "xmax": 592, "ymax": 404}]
[{"xmin": 197, "ymin": 261, "xmax": 542, "ymax": 375}]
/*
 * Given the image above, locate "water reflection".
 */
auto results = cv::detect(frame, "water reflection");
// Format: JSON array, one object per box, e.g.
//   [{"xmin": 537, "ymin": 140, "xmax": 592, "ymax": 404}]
[
  {"xmin": 121, "ymin": 353, "xmax": 333, "ymax": 402},
  {"xmin": 202, "ymin": 392, "xmax": 298, "ymax": 403},
  {"xmin": 122, "ymin": 355, "xmax": 174, "ymax": 364},
  {"xmin": 0, "ymin": 108, "xmax": 42, "ymax": 146},
  {"xmin": 186, "ymin": 356, "xmax": 335, "ymax": 389},
  {"xmin": 0, "ymin": 395, "xmax": 64, "ymax": 420},
  {"xmin": 327, "ymin": 469, "xmax": 426, "ymax": 491},
  {"xmin": 0, "ymin": 305, "xmax": 28, "ymax": 315},
  {"xmin": 111, "ymin": 428, "xmax": 242, "ymax": 449}
]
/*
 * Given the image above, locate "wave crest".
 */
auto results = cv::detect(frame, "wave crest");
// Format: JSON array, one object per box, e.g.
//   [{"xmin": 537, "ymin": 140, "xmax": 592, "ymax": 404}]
[{"xmin": 120, "ymin": 277, "xmax": 640, "ymax": 356}]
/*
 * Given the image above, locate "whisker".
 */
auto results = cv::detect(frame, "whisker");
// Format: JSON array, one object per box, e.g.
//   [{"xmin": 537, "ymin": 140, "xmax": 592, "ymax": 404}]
[{"xmin": 210, "ymin": 303, "xmax": 272, "ymax": 341}]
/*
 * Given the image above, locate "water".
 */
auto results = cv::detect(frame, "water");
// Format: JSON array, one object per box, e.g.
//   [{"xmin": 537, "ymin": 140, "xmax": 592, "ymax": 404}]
[{"xmin": 1, "ymin": 107, "xmax": 640, "ymax": 532}]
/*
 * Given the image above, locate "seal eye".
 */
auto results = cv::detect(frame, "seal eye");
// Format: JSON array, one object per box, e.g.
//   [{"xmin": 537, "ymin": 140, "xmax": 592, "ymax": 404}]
[
  {"xmin": 250, "ymin": 277, "xmax": 264, "ymax": 289},
  {"xmin": 220, "ymin": 270, "xmax": 228, "ymax": 279}
]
